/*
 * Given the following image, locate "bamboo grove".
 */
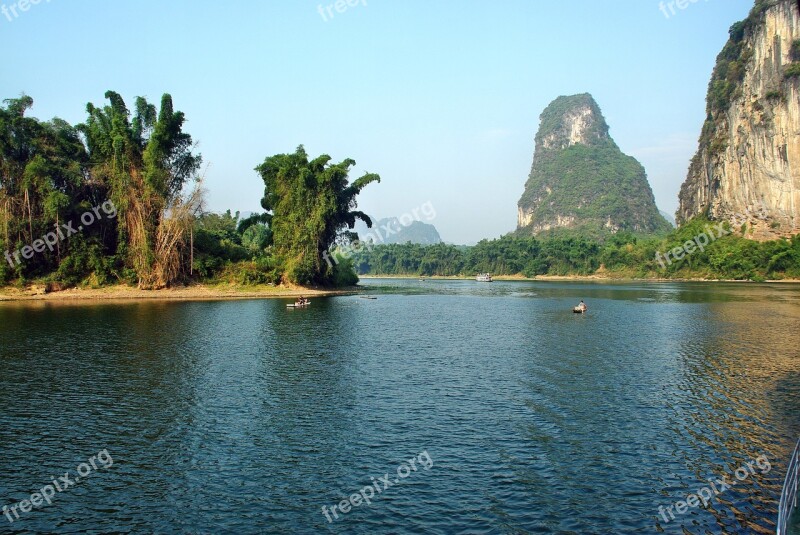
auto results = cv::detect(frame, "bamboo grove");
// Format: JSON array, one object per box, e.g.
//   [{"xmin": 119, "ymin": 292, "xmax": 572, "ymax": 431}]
[{"xmin": 0, "ymin": 93, "xmax": 380, "ymax": 289}]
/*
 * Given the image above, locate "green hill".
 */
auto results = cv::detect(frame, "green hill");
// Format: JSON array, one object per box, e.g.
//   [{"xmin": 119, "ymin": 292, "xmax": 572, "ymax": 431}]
[{"xmin": 517, "ymin": 94, "xmax": 672, "ymax": 238}]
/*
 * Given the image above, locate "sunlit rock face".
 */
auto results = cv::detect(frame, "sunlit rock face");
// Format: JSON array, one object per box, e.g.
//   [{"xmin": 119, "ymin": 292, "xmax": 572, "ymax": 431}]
[{"xmin": 678, "ymin": 0, "xmax": 800, "ymax": 239}]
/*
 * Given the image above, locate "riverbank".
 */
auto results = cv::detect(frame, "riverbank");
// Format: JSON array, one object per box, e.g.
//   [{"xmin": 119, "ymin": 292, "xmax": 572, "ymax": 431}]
[
  {"xmin": 3, "ymin": 274, "xmax": 798, "ymax": 303},
  {"xmin": 359, "ymin": 273, "xmax": 800, "ymax": 283},
  {"xmin": 0, "ymin": 283, "xmax": 361, "ymax": 302}
]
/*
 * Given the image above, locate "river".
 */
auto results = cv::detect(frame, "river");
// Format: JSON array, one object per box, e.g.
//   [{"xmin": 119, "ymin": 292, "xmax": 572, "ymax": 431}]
[{"xmin": 0, "ymin": 279, "xmax": 798, "ymax": 533}]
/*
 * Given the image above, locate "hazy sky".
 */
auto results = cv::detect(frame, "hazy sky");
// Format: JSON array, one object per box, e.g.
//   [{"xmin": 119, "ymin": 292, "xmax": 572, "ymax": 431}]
[{"xmin": 1, "ymin": 0, "xmax": 754, "ymax": 244}]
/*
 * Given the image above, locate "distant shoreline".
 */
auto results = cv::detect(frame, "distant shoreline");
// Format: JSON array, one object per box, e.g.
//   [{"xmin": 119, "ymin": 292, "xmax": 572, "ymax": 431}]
[
  {"xmin": 2, "ymin": 274, "xmax": 799, "ymax": 303},
  {"xmin": 359, "ymin": 274, "xmax": 800, "ymax": 283}
]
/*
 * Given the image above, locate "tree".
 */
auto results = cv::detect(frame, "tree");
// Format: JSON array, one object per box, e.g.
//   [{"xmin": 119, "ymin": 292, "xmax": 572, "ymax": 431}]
[
  {"xmin": 253, "ymin": 146, "xmax": 380, "ymax": 285},
  {"xmin": 80, "ymin": 91, "xmax": 202, "ymax": 288},
  {"xmin": 0, "ymin": 96, "xmax": 91, "ymax": 282}
]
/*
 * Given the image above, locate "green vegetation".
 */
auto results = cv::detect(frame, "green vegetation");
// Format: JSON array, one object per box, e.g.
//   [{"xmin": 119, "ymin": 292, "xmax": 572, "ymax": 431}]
[
  {"xmin": 81, "ymin": 91, "xmax": 203, "ymax": 288},
  {"xmin": 784, "ymin": 63, "xmax": 800, "ymax": 79},
  {"xmin": 790, "ymin": 39, "xmax": 800, "ymax": 61},
  {"xmin": 0, "ymin": 95, "xmax": 374, "ymax": 290},
  {"xmin": 351, "ymin": 219, "xmax": 800, "ymax": 281},
  {"xmin": 518, "ymin": 144, "xmax": 672, "ymax": 236},
  {"xmin": 249, "ymin": 146, "xmax": 379, "ymax": 286},
  {"xmin": 765, "ymin": 89, "xmax": 784, "ymax": 101},
  {"xmin": 784, "ymin": 39, "xmax": 800, "ymax": 79}
]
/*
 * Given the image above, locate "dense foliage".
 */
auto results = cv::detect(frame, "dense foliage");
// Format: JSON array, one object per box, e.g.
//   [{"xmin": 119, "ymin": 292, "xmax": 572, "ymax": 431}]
[
  {"xmin": 249, "ymin": 146, "xmax": 380, "ymax": 286},
  {"xmin": 0, "ymin": 91, "xmax": 206, "ymax": 288},
  {"xmin": 0, "ymin": 96, "xmax": 373, "ymax": 289},
  {"xmin": 0, "ymin": 96, "xmax": 100, "ymax": 286},
  {"xmin": 0, "ymin": 92, "xmax": 204, "ymax": 289},
  {"xmin": 350, "ymin": 219, "xmax": 800, "ymax": 281},
  {"xmin": 82, "ymin": 91, "xmax": 203, "ymax": 288}
]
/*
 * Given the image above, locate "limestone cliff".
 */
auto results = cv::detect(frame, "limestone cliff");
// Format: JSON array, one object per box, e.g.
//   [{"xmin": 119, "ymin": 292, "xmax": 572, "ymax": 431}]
[
  {"xmin": 677, "ymin": 0, "xmax": 800, "ymax": 239},
  {"xmin": 517, "ymin": 94, "xmax": 670, "ymax": 236}
]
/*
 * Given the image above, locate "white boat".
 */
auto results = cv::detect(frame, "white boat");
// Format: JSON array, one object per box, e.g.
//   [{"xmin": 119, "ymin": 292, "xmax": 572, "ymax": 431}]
[{"xmin": 476, "ymin": 273, "xmax": 493, "ymax": 282}]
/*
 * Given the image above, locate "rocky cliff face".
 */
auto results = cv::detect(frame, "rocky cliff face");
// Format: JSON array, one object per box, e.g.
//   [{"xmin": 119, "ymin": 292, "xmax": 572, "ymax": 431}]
[
  {"xmin": 677, "ymin": 0, "xmax": 800, "ymax": 239},
  {"xmin": 517, "ymin": 94, "xmax": 670, "ymax": 236}
]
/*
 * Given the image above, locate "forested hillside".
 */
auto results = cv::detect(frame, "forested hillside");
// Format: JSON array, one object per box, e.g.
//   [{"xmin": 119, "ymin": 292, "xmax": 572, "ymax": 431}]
[{"xmin": 351, "ymin": 222, "xmax": 800, "ymax": 281}]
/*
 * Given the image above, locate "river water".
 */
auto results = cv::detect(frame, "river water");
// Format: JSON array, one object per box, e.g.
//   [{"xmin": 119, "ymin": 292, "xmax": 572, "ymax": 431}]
[{"xmin": 0, "ymin": 279, "xmax": 798, "ymax": 534}]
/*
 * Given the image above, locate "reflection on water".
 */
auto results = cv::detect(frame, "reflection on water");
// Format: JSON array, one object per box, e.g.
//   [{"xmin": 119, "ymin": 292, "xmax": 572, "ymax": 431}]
[{"xmin": 0, "ymin": 280, "xmax": 798, "ymax": 533}]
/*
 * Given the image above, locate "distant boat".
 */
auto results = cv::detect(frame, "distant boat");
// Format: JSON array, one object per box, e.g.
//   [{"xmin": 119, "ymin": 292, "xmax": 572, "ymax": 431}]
[
  {"xmin": 573, "ymin": 307, "xmax": 586, "ymax": 314},
  {"xmin": 476, "ymin": 273, "xmax": 493, "ymax": 282},
  {"xmin": 287, "ymin": 300, "xmax": 310, "ymax": 308},
  {"xmin": 359, "ymin": 296, "xmax": 377, "ymax": 300}
]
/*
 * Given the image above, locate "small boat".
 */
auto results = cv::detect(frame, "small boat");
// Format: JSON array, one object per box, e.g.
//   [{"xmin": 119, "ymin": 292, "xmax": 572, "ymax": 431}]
[
  {"xmin": 359, "ymin": 296, "xmax": 377, "ymax": 300},
  {"xmin": 573, "ymin": 307, "xmax": 586, "ymax": 314},
  {"xmin": 287, "ymin": 300, "xmax": 311, "ymax": 308},
  {"xmin": 476, "ymin": 273, "xmax": 493, "ymax": 282}
]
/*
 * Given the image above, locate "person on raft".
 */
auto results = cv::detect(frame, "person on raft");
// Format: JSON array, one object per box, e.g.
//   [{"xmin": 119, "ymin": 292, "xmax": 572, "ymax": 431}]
[{"xmin": 577, "ymin": 300, "xmax": 587, "ymax": 312}]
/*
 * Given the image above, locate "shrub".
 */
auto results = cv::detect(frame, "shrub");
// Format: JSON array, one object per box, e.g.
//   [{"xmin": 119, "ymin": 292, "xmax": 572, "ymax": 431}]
[
  {"xmin": 784, "ymin": 63, "xmax": 800, "ymax": 79},
  {"xmin": 331, "ymin": 255, "xmax": 359, "ymax": 287},
  {"xmin": 765, "ymin": 90, "xmax": 783, "ymax": 102},
  {"xmin": 790, "ymin": 39, "xmax": 800, "ymax": 62}
]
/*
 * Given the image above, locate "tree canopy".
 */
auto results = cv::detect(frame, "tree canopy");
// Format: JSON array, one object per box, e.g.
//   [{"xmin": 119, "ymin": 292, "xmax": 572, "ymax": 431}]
[{"xmin": 253, "ymin": 146, "xmax": 380, "ymax": 285}]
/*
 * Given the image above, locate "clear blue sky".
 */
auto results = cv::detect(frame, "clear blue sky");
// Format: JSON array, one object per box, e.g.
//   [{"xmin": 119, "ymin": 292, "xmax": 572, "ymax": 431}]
[{"xmin": 1, "ymin": 0, "xmax": 754, "ymax": 244}]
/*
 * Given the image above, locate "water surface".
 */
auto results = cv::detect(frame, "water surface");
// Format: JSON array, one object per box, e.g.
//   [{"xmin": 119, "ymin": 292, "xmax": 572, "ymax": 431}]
[{"xmin": 1, "ymin": 279, "xmax": 799, "ymax": 534}]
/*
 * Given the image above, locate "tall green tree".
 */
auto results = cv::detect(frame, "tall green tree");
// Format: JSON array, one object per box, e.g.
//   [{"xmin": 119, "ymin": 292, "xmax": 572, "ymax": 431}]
[
  {"xmin": 80, "ymin": 91, "xmax": 202, "ymax": 288},
  {"xmin": 0, "ymin": 96, "xmax": 90, "ymax": 281},
  {"xmin": 254, "ymin": 146, "xmax": 380, "ymax": 285}
]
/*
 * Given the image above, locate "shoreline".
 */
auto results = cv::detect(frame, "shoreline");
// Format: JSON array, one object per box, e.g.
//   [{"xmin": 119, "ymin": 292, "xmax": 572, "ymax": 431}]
[
  {"xmin": 3, "ymin": 273, "xmax": 799, "ymax": 303},
  {"xmin": 359, "ymin": 274, "xmax": 800, "ymax": 283},
  {"xmin": 0, "ymin": 283, "xmax": 362, "ymax": 303}
]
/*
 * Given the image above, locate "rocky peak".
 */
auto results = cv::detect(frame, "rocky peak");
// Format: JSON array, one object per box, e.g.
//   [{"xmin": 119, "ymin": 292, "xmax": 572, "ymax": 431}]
[
  {"xmin": 535, "ymin": 93, "xmax": 612, "ymax": 155},
  {"xmin": 517, "ymin": 94, "xmax": 670, "ymax": 237}
]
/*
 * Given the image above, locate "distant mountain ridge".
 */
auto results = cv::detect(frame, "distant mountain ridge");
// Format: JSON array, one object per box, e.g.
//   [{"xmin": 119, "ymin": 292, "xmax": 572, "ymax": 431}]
[
  {"xmin": 517, "ymin": 93, "xmax": 671, "ymax": 237},
  {"xmin": 353, "ymin": 216, "xmax": 442, "ymax": 245},
  {"xmin": 659, "ymin": 210, "xmax": 677, "ymax": 228}
]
